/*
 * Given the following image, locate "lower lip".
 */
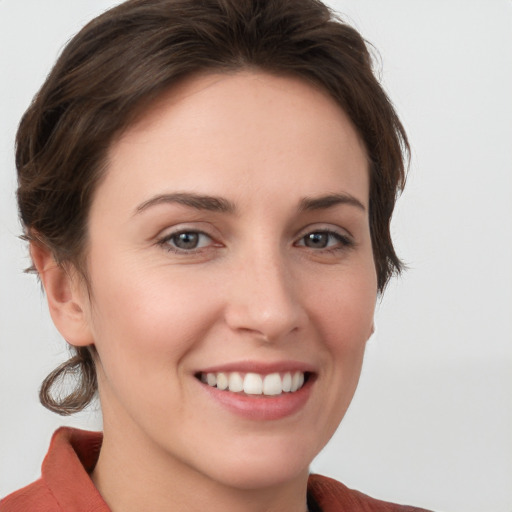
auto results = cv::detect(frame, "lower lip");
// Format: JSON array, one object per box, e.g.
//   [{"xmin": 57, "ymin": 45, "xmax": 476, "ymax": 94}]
[{"xmin": 198, "ymin": 376, "xmax": 314, "ymax": 421}]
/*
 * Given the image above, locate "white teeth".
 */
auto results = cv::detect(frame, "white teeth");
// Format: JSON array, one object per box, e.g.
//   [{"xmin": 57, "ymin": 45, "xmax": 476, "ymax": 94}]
[
  {"xmin": 216, "ymin": 372, "xmax": 229, "ymax": 390},
  {"xmin": 228, "ymin": 372, "xmax": 244, "ymax": 392},
  {"xmin": 263, "ymin": 373, "xmax": 282, "ymax": 396},
  {"xmin": 206, "ymin": 373, "xmax": 217, "ymax": 387},
  {"xmin": 291, "ymin": 371, "xmax": 304, "ymax": 392},
  {"xmin": 201, "ymin": 370, "xmax": 307, "ymax": 395},
  {"xmin": 244, "ymin": 373, "xmax": 263, "ymax": 395},
  {"xmin": 282, "ymin": 372, "xmax": 292, "ymax": 392}
]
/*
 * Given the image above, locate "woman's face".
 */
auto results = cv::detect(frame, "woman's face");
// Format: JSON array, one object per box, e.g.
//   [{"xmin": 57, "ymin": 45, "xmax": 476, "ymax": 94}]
[{"xmin": 80, "ymin": 72, "xmax": 376, "ymax": 490}]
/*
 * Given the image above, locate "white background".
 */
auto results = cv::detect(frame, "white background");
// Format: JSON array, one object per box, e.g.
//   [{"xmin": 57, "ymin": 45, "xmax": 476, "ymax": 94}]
[{"xmin": 1, "ymin": 1, "xmax": 511, "ymax": 511}]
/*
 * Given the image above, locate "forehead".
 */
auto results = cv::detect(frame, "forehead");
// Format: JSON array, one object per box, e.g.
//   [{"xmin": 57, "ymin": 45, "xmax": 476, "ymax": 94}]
[
  {"xmin": 114, "ymin": 71, "xmax": 367, "ymax": 156},
  {"xmin": 125, "ymin": 70, "xmax": 358, "ymax": 131},
  {"xmin": 100, "ymin": 71, "xmax": 369, "ymax": 213}
]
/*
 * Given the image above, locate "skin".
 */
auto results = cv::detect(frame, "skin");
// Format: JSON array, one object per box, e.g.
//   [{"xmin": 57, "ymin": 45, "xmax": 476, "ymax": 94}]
[{"xmin": 34, "ymin": 72, "xmax": 377, "ymax": 512}]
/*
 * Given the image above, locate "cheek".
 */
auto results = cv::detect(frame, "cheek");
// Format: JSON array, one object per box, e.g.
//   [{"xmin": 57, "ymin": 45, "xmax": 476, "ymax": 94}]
[
  {"xmin": 299, "ymin": 266, "xmax": 376, "ymax": 448},
  {"xmin": 85, "ymin": 258, "xmax": 221, "ymax": 377},
  {"xmin": 308, "ymin": 264, "xmax": 376, "ymax": 344},
  {"xmin": 308, "ymin": 263, "xmax": 376, "ymax": 388},
  {"xmin": 85, "ymin": 263, "xmax": 225, "ymax": 425}
]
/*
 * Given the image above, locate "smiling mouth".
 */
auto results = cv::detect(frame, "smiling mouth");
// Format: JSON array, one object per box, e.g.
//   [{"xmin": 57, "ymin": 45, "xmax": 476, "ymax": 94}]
[{"xmin": 196, "ymin": 371, "xmax": 311, "ymax": 396}]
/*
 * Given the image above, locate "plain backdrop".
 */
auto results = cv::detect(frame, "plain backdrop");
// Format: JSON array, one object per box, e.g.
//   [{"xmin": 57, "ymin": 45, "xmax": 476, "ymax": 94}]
[{"xmin": 1, "ymin": 1, "xmax": 511, "ymax": 511}]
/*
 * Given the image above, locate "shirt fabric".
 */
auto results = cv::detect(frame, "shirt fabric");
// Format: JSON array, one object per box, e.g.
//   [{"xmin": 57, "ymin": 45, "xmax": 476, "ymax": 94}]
[{"xmin": 1, "ymin": 427, "xmax": 431, "ymax": 511}]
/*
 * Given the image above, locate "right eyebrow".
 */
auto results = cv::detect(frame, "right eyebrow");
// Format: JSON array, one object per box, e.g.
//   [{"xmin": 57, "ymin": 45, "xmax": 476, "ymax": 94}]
[
  {"xmin": 298, "ymin": 193, "xmax": 366, "ymax": 213},
  {"xmin": 134, "ymin": 192, "xmax": 237, "ymax": 216}
]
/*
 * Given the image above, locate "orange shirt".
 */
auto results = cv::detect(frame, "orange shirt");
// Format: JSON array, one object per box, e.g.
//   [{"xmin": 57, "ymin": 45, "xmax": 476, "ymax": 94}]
[{"xmin": 1, "ymin": 428, "xmax": 431, "ymax": 511}]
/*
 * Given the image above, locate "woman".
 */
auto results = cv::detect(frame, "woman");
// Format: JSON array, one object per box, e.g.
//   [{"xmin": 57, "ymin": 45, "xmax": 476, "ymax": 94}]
[{"xmin": 1, "ymin": 0, "xmax": 431, "ymax": 510}]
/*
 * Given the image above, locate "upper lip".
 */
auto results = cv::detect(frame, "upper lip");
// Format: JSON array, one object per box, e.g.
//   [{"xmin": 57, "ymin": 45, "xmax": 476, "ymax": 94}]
[{"xmin": 195, "ymin": 360, "xmax": 317, "ymax": 375}]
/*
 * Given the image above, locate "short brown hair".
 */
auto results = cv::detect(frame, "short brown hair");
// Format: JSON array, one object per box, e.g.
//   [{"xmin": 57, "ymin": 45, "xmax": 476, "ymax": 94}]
[{"xmin": 16, "ymin": 0, "xmax": 409, "ymax": 415}]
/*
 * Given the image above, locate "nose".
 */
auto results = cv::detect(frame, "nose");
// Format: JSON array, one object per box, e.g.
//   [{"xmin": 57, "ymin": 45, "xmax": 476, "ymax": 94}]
[{"xmin": 223, "ymin": 249, "xmax": 306, "ymax": 343}]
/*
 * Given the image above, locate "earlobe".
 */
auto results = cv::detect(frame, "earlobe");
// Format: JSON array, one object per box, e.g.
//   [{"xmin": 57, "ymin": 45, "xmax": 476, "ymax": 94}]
[
  {"xmin": 368, "ymin": 321, "xmax": 375, "ymax": 340},
  {"xmin": 30, "ymin": 241, "xmax": 94, "ymax": 348}
]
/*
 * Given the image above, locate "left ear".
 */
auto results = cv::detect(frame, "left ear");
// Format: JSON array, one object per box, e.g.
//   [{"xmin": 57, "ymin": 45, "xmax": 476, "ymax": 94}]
[{"xmin": 31, "ymin": 241, "xmax": 94, "ymax": 348}]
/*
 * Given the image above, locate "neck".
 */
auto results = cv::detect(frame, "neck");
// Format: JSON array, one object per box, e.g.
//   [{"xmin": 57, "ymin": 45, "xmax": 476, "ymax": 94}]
[{"xmin": 91, "ymin": 419, "xmax": 310, "ymax": 512}]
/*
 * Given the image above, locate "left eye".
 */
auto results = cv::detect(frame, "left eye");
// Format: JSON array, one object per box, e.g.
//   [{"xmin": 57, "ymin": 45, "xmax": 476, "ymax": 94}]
[
  {"xmin": 296, "ymin": 231, "xmax": 349, "ymax": 250},
  {"xmin": 163, "ymin": 231, "xmax": 212, "ymax": 251}
]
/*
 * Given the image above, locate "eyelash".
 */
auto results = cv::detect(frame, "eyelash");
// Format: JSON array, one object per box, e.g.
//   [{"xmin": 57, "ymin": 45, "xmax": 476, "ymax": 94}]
[
  {"xmin": 294, "ymin": 230, "xmax": 354, "ymax": 253},
  {"xmin": 157, "ymin": 230, "xmax": 215, "ymax": 254},
  {"xmin": 156, "ymin": 228, "xmax": 354, "ymax": 255}
]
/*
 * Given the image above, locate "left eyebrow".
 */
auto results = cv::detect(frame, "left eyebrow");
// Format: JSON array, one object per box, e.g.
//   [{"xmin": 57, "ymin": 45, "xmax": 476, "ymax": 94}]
[
  {"xmin": 134, "ymin": 192, "xmax": 236, "ymax": 215},
  {"xmin": 299, "ymin": 193, "xmax": 366, "ymax": 212}
]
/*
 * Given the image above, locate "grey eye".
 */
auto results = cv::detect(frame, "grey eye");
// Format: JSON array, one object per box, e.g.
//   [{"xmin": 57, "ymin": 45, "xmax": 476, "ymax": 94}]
[
  {"xmin": 296, "ymin": 230, "xmax": 352, "ymax": 251},
  {"xmin": 303, "ymin": 232, "xmax": 330, "ymax": 249},
  {"xmin": 166, "ymin": 231, "xmax": 213, "ymax": 251},
  {"xmin": 172, "ymin": 232, "xmax": 200, "ymax": 249}
]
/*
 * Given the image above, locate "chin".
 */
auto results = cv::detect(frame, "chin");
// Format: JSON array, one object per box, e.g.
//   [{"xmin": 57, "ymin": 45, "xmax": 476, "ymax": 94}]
[
  {"xmin": 214, "ymin": 459, "xmax": 310, "ymax": 491},
  {"xmin": 193, "ymin": 434, "xmax": 319, "ymax": 491}
]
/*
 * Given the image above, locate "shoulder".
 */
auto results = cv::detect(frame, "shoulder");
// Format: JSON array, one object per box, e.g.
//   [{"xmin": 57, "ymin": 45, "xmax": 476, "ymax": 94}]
[
  {"xmin": 0, "ymin": 479, "xmax": 59, "ymax": 512},
  {"xmin": 1, "ymin": 427, "xmax": 107, "ymax": 512},
  {"xmin": 308, "ymin": 474, "xmax": 433, "ymax": 512}
]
